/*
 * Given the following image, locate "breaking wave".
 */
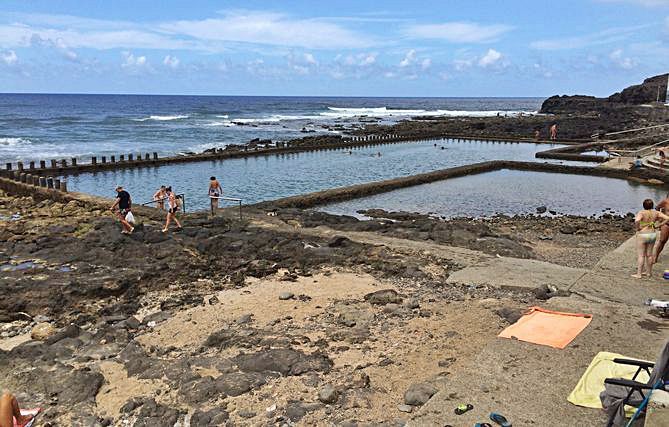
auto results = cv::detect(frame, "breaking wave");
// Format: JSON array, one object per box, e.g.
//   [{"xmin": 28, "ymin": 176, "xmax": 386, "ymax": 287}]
[{"xmin": 132, "ymin": 114, "xmax": 190, "ymax": 122}]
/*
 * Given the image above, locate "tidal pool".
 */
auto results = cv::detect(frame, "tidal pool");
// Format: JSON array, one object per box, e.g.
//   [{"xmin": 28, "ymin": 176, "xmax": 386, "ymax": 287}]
[
  {"xmin": 65, "ymin": 139, "xmax": 572, "ymax": 210},
  {"xmin": 319, "ymin": 169, "xmax": 666, "ymax": 218}
]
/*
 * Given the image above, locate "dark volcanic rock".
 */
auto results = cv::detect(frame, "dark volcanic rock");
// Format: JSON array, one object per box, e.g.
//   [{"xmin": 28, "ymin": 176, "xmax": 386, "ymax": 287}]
[
  {"xmin": 233, "ymin": 348, "xmax": 333, "ymax": 376},
  {"xmin": 364, "ymin": 289, "xmax": 403, "ymax": 305},
  {"xmin": 609, "ymin": 74, "xmax": 668, "ymax": 104}
]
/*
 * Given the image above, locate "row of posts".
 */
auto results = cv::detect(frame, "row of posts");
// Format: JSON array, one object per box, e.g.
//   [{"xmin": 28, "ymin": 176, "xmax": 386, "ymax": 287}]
[
  {"xmin": 347, "ymin": 134, "xmax": 400, "ymax": 142},
  {"xmin": 4, "ymin": 170, "xmax": 67, "ymax": 192},
  {"xmin": 4, "ymin": 152, "xmax": 159, "ymax": 172}
]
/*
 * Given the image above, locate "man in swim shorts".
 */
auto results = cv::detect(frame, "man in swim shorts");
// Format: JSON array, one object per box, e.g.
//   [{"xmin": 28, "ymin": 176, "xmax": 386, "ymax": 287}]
[{"xmin": 110, "ymin": 186, "xmax": 134, "ymax": 234}]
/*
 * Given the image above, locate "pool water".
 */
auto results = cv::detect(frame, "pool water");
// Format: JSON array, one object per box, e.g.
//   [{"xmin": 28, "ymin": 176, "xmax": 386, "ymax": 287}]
[
  {"xmin": 65, "ymin": 139, "xmax": 570, "ymax": 210},
  {"xmin": 320, "ymin": 169, "xmax": 666, "ymax": 218}
]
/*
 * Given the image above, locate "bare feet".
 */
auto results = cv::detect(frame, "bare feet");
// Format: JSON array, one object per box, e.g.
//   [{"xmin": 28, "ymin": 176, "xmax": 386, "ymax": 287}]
[
  {"xmin": 161, "ymin": 228, "xmax": 168, "ymax": 233},
  {"xmin": 16, "ymin": 414, "xmax": 34, "ymax": 427},
  {"xmin": 631, "ymin": 274, "xmax": 643, "ymax": 279}
]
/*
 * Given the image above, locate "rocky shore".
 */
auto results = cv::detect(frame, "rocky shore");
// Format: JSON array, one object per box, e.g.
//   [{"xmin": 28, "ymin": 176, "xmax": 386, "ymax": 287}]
[{"xmin": 0, "ymin": 188, "xmax": 651, "ymax": 426}]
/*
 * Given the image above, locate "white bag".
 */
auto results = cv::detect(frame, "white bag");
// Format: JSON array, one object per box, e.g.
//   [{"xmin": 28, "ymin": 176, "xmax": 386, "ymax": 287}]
[{"xmin": 125, "ymin": 211, "xmax": 135, "ymax": 224}]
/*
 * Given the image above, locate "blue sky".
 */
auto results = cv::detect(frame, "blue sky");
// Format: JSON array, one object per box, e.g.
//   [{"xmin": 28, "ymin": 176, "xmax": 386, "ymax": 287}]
[{"xmin": 0, "ymin": 0, "xmax": 666, "ymax": 96}]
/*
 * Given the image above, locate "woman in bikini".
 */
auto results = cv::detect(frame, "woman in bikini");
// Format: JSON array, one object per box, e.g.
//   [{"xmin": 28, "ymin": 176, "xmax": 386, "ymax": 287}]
[
  {"xmin": 633, "ymin": 199, "xmax": 669, "ymax": 278},
  {"xmin": 162, "ymin": 186, "xmax": 182, "ymax": 232},
  {"xmin": 208, "ymin": 176, "xmax": 223, "ymax": 216}
]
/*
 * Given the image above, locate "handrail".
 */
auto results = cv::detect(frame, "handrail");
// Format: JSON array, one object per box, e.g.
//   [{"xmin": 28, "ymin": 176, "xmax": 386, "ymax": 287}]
[
  {"xmin": 140, "ymin": 193, "xmax": 186, "ymax": 212},
  {"xmin": 607, "ymin": 138, "xmax": 669, "ymax": 158},
  {"xmin": 210, "ymin": 196, "xmax": 243, "ymax": 219},
  {"xmin": 604, "ymin": 123, "xmax": 669, "ymax": 137}
]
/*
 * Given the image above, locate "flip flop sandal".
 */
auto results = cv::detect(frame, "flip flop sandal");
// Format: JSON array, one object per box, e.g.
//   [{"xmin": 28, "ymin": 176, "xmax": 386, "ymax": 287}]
[
  {"xmin": 489, "ymin": 412, "xmax": 512, "ymax": 427},
  {"xmin": 475, "ymin": 424, "xmax": 492, "ymax": 427},
  {"xmin": 454, "ymin": 403, "xmax": 473, "ymax": 415}
]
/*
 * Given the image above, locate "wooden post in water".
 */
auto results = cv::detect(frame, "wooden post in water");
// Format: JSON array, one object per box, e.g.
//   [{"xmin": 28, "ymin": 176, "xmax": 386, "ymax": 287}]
[
  {"xmin": 119, "ymin": 154, "xmax": 125, "ymax": 162},
  {"xmin": 25, "ymin": 173, "xmax": 32, "ymax": 184},
  {"xmin": 19, "ymin": 173, "xmax": 26, "ymax": 183},
  {"xmin": 60, "ymin": 180, "xmax": 67, "ymax": 192},
  {"xmin": 71, "ymin": 158, "xmax": 77, "ymax": 166},
  {"xmin": 153, "ymin": 152, "xmax": 158, "ymax": 160},
  {"xmin": 101, "ymin": 156, "xmax": 106, "ymax": 163},
  {"xmin": 5, "ymin": 163, "xmax": 11, "ymax": 171},
  {"xmin": 29, "ymin": 161, "xmax": 35, "ymax": 170},
  {"xmin": 60, "ymin": 159, "xmax": 67, "ymax": 168},
  {"xmin": 145, "ymin": 153, "xmax": 150, "ymax": 160},
  {"xmin": 92, "ymin": 156, "xmax": 97, "ymax": 165},
  {"xmin": 50, "ymin": 159, "xmax": 57, "ymax": 169},
  {"xmin": 111, "ymin": 155, "xmax": 116, "ymax": 163},
  {"xmin": 46, "ymin": 177, "xmax": 54, "ymax": 188},
  {"xmin": 54, "ymin": 179, "xmax": 61, "ymax": 190},
  {"xmin": 39, "ymin": 177, "xmax": 47, "ymax": 187},
  {"xmin": 40, "ymin": 160, "xmax": 46, "ymax": 169},
  {"xmin": 17, "ymin": 162, "xmax": 23, "ymax": 171},
  {"xmin": 128, "ymin": 154, "xmax": 134, "ymax": 161}
]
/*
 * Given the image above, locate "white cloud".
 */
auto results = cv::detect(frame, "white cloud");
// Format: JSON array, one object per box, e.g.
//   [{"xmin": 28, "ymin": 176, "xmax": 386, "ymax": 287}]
[
  {"xmin": 403, "ymin": 22, "xmax": 513, "ymax": 43},
  {"xmin": 121, "ymin": 51, "xmax": 149, "ymax": 73},
  {"xmin": 303, "ymin": 53, "xmax": 318, "ymax": 65},
  {"xmin": 1, "ymin": 50, "xmax": 17, "ymax": 65},
  {"xmin": 478, "ymin": 48, "xmax": 502, "ymax": 67},
  {"xmin": 609, "ymin": 49, "xmax": 637, "ymax": 69},
  {"xmin": 163, "ymin": 55, "xmax": 180, "ymax": 69},
  {"xmin": 0, "ymin": 10, "xmax": 376, "ymax": 53},
  {"xmin": 337, "ymin": 52, "xmax": 377, "ymax": 67},
  {"xmin": 399, "ymin": 49, "xmax": 416, "ymax": 67},
  {"xmin": 160, "ymin": 10, "xmax": 376, "ymax": 49},
  {"xmin": 453, "ymin": 58, "xmax": 474, "ymax": 71},
  {"xmin": 421, "ymin": 58, "xmax": 432, "ymax": 70},
  {"xmin": 530, "ymin": 25, "xmax": 648, "ymax": 50}
]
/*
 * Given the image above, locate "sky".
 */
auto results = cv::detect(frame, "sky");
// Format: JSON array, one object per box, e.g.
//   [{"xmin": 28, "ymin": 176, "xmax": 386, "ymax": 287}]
[{"xmin": 0, "ymin": 0, "xmax": 667, "ymax": 97}]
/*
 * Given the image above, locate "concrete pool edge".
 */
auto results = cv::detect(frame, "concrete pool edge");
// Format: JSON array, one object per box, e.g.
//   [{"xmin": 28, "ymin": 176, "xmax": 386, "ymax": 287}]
[{"xmin": 253, "ymin": 161, "xmax": 669, "ymax": 209}]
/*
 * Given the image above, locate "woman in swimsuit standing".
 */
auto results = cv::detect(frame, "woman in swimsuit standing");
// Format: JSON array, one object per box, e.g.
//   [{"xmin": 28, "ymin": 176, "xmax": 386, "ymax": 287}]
[
  {"xmin": 162, "ymin": 186, "xmax": 182, "ymax": 232},
  {"xmin": 633, "ymin": 199, "xmax": 669, "ymax": 278},
  {"xmin": 208, "ymin": 176, "xmax": 223, "ymax": 216}
]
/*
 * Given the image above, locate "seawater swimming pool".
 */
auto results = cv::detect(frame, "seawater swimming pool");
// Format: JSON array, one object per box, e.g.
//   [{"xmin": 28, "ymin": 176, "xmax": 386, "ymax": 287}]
[
  {"xmin": 65, "ymin": 139, "xmax": 575, "ymax": 211},
  {"xmin": 319, "ymin": 169, "xmax": 666, "ymax": 218}
]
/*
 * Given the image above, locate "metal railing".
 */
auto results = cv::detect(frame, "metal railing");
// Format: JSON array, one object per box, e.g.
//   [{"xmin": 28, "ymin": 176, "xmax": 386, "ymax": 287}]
[
  {"xmin": 210, "ymin": 196, "xmax": 243, "ymax": 219},
  {"xmin": 607, "ymin": 138, "xmax": 669, "ymax": 159},
  {"xmin": 140, "ymin": 194, "xmax": 186, "ymax": 213}
]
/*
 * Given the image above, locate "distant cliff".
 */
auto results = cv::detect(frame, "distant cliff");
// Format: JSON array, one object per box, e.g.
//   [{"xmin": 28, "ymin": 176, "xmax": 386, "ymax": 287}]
[{"xmin": 540, "ymin": 74, "xmax": 669, "ymax": 114}]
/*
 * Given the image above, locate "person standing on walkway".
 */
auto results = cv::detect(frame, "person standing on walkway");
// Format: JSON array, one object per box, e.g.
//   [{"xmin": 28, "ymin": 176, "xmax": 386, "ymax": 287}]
[
  {"xmin": 550, "ymin": 123, "xmax": 558, "ymax": 140},
  {"xmin": 654, "ymin": 193, "xmax": 669, "ymax": 263},
  {"xmin": 162, "ymin": 186, "xmax": 182, "ymax": 232},
  {"xmin": 110, "ymin": 185, "xmax": 134, "ymax": 234},
  {"xmin": 153, "ymin": 185, "xmax": 167, "ymax": 210},
  {"xmin": 633, "ymin": 199, "xmax": 669, "ymax": 278},
  {"xmin": 208, "ymin": 176, "xmax": 223, "ymax": 216}
]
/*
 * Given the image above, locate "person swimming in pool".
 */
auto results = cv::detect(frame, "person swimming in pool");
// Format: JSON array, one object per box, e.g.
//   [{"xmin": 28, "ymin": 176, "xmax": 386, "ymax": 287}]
[{"xmin": 633, "ymin": 199, "xmax": 669, "ymax": 278}]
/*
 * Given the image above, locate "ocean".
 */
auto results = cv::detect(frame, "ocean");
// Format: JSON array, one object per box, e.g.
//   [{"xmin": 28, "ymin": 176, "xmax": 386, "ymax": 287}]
[{"xmin": 0, "ymin": 94, "xmax": 542, "ymax": 164}]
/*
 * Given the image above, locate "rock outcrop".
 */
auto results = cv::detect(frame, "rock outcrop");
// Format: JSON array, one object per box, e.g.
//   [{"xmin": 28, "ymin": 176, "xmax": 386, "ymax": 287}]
[{"xmin": 540, "ymin": 73, "xmax": 669, "ymax": 114}]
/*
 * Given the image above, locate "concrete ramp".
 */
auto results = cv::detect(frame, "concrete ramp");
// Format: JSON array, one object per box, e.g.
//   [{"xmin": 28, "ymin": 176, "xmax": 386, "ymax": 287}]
[{"xmin": 446, "ymin": 256, "xmax": 588, "ymax": 292}]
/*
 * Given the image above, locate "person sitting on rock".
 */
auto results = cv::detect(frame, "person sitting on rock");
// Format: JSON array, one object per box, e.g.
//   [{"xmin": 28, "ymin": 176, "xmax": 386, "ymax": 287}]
[
  {"xmin": 0, "ymin": 392, "xmax": 35, "ymax": 427},
  {"xmin": 630, "ymin": 155, "xmax": 643, "ymax": 170}
]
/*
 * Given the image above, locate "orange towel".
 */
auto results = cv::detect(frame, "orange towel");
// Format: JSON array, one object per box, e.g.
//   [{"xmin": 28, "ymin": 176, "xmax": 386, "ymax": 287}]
[{"xmin": 498, "ymin": 306, "xmax": 592, "ymax": 349}]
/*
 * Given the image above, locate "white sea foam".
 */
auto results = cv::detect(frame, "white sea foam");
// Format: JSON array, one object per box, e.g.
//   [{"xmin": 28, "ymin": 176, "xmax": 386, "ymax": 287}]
[
  {"xmin": 0, "ymin": 137, "xmax": 31, "ymax": 146},
  {"xmin": 205, "ymin": 120, "xmax": 236, "ymax": 127},
  {"xmin": 321, "ymin": 106, "xmax": 535, "ymax": 119},
  {"xmin": 216, "ymin": 115, "xmax": 229, "ymax": 119},
  {"xmin": 132, "ymin": 114, "xmax": 190, "ymax": 122}
]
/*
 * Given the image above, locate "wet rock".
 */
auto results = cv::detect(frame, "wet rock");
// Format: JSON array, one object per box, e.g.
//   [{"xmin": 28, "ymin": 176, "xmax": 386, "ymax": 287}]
[
  {"xmin": 318, "ymin": 385, "xmax": 339, "ymax": 404},
  {"xmin": 279, "ymin": 292, "xmax": 295, "ymax": 300},
  {"xmin": 536, "ymin": 206, "xmax": 547, "ymax": 214},
  {"xmin": 364, "ymin": 289, "xmax": 403, "ymax": 305},
  {"xmin": 30, "ymin": 322, "xmax": 56, "ymax": 341},
  {"xmin": 404, "ymin": 382, "xmax": 438, "ymax": 406}
]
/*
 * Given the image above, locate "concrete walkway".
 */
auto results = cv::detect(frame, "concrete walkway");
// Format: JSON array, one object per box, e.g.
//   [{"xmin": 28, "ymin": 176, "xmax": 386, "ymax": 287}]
[{"xmin": 412, "ymin": 235, "xmax": 669, "ymax": 426}]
